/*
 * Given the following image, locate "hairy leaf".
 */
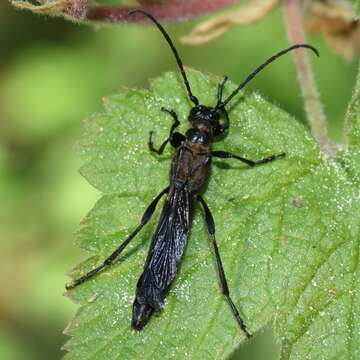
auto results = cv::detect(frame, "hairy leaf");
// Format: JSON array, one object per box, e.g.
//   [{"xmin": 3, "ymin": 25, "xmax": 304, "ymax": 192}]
[{"xmin": 64, "ymin": 69, "xmax": 360, "ymax": 359}]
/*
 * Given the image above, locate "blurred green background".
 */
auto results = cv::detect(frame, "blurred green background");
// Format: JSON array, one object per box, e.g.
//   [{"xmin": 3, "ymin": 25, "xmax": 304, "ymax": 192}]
[{"xmin": 0, "ymin": 2, "xmax": 357, "ymax": 359}]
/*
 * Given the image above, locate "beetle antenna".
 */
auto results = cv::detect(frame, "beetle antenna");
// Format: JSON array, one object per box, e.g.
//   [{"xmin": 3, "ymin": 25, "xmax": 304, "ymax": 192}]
[
  {"xmin": 217, "ymin": 44, "xmax": 319, "ymax": 109},
  {"xmin": 129, "ymin": 10, "xmax": 199, "ymax": 106}
]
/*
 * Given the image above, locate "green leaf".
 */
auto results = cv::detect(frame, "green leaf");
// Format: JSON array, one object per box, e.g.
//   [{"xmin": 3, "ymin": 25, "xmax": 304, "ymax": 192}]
[{"xmin": 64, "ymin": 69, "xmax": 360, "ymax": 359}]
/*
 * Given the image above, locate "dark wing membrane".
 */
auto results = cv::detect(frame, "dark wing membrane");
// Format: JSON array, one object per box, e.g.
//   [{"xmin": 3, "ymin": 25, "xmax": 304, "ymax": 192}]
[{"xmin": 132, "ymin": 186, "xmax": 193, "ymax": 329}]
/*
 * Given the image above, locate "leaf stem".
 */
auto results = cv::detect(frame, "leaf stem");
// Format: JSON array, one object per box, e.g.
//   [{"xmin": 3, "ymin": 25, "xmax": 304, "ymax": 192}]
[
  {"xmin": 282, "ymin": 0, "xmax": 338, "ymax": 157},
  {"xmin": 344, "ymin": 60, "xmax": 360, "ymax": 149}
]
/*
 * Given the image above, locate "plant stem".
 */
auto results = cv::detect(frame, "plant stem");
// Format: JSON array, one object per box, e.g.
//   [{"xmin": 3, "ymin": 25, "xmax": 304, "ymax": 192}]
[
  {"xmin": 86, "ymin": 0, "xmax": 237, "ymax": 22},
  {"xmin": 344, "ymin": 60, "xmax": 360, "ymax": 149},
  {"xmin": 283, "ymin": 0, "xmax": 337, "ymax": 157}
]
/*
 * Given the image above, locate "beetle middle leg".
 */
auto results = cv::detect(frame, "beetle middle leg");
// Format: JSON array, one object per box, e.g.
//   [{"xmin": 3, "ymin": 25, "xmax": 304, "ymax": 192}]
[
  {"xmin": 198, "ymin": 195, "xmax": 252, "ymax": 339},
  {"xmin": 212, "ymin": 150, "xmax": 285, "ymax": 167},
  {"xmin": 148, "ymin": 107, "xmax": 185, "ymax": 154},
  {"xmin": 66, "ymin": 187, "xmax": 169, "ymax": 290}
]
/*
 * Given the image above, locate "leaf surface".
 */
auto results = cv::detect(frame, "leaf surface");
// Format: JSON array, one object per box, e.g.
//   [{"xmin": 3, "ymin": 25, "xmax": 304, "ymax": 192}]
[{"xmin": 64, "ymin": 69, "xmax": 360, "ymax": 359}]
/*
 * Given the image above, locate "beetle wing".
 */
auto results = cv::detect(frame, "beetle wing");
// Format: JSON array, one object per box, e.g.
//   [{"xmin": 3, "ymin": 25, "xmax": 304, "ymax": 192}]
[{"xmin": 135, "ymin": 185, "xmax": 192, "ymax": 310}]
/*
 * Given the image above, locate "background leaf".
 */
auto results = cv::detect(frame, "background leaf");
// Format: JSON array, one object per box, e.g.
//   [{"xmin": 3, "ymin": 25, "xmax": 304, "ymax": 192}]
[
  {"xmin": 355, "ymin": 0, "xmax": 360, "ymax": 16},
  {"xmin": 65, "ymin": 69, "xmax": 360, "ymax": 359}
]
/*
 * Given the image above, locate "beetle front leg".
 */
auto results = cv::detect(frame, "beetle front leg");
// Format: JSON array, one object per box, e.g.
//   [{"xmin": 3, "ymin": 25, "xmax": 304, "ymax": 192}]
[{"xmin": 148, "ymin": 108, "xmax": 184, "ymax": 154}]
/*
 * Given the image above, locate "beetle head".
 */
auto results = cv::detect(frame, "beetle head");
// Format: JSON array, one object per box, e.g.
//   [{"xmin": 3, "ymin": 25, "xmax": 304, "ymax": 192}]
[{"xmin": 188, "ymin": 105, "xmax": 228, "ymax": 137}]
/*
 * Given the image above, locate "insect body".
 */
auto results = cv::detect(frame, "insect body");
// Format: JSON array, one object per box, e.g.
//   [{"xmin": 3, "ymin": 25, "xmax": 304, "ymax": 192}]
[{"xmin": 66, "ymin": 10, "xmax": 319, "ymax": 338}]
